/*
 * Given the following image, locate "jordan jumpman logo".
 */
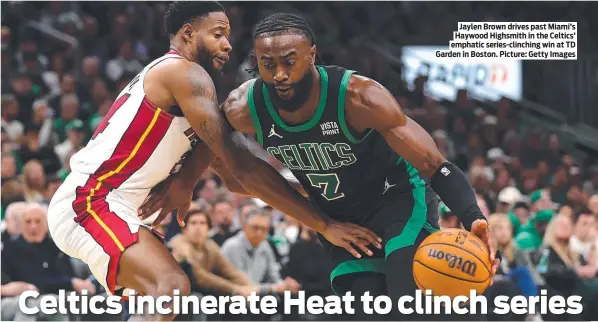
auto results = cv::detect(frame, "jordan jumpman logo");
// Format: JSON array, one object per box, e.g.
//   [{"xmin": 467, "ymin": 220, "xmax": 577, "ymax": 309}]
[
  {"xmin": 383, "ymin": 177, "xmax": 396, "ymax": 194},
  {"xmin": 268, "ymin": 124, "xmax": 283, "ymax": 138}
]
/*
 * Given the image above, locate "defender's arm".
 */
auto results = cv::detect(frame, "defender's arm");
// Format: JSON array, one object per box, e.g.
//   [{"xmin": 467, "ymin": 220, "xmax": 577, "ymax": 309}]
[{"xmin": 168, "ymin": 63, "xmax": 379, "ymax": 257}]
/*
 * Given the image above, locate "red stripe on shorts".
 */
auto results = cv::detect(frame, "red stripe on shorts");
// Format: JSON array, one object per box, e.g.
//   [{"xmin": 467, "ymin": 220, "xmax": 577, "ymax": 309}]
[{"xmin": 72, "ymin": 97, "xmax": 173, "ymax": 294}]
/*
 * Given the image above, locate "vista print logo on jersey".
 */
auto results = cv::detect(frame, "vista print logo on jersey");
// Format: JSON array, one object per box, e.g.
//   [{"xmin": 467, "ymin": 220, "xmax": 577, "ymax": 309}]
[{"xmin": 320, "ymin": 122, "xmax": 340, "ymax": 136}]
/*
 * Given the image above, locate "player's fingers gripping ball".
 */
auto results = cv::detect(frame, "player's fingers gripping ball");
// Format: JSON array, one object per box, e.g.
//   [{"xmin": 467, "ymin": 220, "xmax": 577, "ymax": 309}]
[{"xmin": 413, "ymin": 228, "xmax": 492, "ymax": 299}]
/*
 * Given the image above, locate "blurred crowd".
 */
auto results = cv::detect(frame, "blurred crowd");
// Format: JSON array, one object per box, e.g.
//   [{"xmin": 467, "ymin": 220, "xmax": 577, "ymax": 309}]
[{"xmin": 1, "ymin": 1, "xmax": 597, "ymax": 321}]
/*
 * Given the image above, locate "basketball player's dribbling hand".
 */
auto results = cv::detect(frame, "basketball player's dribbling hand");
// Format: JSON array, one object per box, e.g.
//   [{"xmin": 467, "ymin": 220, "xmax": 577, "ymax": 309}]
[
  {"xmin": 470, "ymin": 219, "xmax": 500, "ymax": 285},
  {"xmin": 322, "ymin": 221, "xmax": 383, "ymax": 258},
  {"xmin": 138, "ymin": 174, "xmax": 194, "ymax": 229}
]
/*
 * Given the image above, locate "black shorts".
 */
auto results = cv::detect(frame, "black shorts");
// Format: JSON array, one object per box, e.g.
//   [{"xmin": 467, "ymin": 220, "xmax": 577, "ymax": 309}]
[{"xmin": 318, "ymin": 184, "xmax": 441, "ymax": 295}]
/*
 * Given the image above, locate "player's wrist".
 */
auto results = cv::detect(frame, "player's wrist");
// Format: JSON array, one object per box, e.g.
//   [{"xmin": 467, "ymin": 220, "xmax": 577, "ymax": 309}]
[
  {"xmin": 430, "ymin": 162, "xmax": 484, "ymax": 231},
  {"xmin": 175, "ymin": 171, "xmax": 200, "ymax": 190},
  {"xmin": 317, "ymin": 213, "xmax": 335, "ymax": 234}
]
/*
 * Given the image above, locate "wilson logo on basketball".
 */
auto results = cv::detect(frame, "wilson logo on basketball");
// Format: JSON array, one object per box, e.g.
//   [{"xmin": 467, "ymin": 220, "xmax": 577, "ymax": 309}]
[{"xmin": 427, "ymin": 249, "xmax": 478, "ymax": 277}]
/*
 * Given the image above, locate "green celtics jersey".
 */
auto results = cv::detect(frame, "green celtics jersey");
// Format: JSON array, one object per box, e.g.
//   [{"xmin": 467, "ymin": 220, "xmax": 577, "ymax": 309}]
[{"xmin": 248, "ymin": 65, "xmax": 423, "ymax": 223}]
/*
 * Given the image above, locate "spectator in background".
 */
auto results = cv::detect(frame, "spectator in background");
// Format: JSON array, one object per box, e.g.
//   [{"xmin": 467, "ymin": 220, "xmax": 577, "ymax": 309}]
[
  {"xmin": 11, "ymin": 72, "xmax": 42, "ymax": 124},
  {"xmin": 530, "ymin": 189, "xmax": 555, "ymax": 213},
  {"xmin": 583, "ymin": 170, "xmax": 598, "ymax": 196},
  {"xmin": 54, "ymin": 93, "xmax": 81, "ymax": 142},
  {"xmin": 476, "ymin": 193, "xmax": 491, "ymax": 218},
  {"xmin": 105, "ymin": 40, "xmax": 143, "ymax": 83},
  {"xmin": 80, "ymin": 56, "xmax": 102, "ymax": 89},
  {"xmin": 509, "ymin": 201, "xmax": 531, "ymax": 236},
  {"xmin": 197, "ymin": 178, "xmax": 219, "ymax": 203},
  {"xmin": 238, "ymin": 200, "xmax": 258, "ymax": 228},
  {"xmin": 221, "ymin": 209, "xmax": 300, "ymax": 296},
  {"xmin": 89, "ymin": 98, "xmax": 112, "ymax": 134},
  {"xmin": 515, "ymin": 209, "xmax": 553, "ymax": 251},
  {"xmin": 209, "ymin": 192, "xmax": 240, "ymax": 246},
  {"xmin": 489, "ymin": 214, "xmax": 543, "ymax": 293},
  {"xmin": 1, "ymin": 201, "xmax": 26, "ymax": 246},
  {"xmin": 1, "ymin": 203, "xmax": 93, "ymax": 321},
  {"xmin": 431, "ymin": 130, "xmax": 456, "ymax": 161},
  {"xmin": 570, "ymin": 209, "xmax": 597, "ymax": 264},
  {"xmin": 41, "ymin": 53, "xmax": 66, "ymax": 99},
  {"xmin": 1, "ymin": 94, "xmax": 23, "ymax": 143},
  {"xmin": 49, "ymin": 73, "xmax": 77, "ymax": 114},
  {"xmin": 54, "ymin": 119, "xmax": 86, "ymax": 167},
  {"xmin": 82, "ymin": 78, "xmax": 110, "ymax": 123},
  {"xmin": 42, "ymin": 175, "xmax": 63, "ymax": 205},
  {"xmin": 169, "ymin": 208, "xmax": 259, "ymax": 297},
  {"xmin": 56, "ymin": 149, "xmax": 78, "ymax": 181},
  {"xmin": 1, "ymin": 271, "xmax": 41, "ymax": 321},
  {"xmin": 534, "ymin": 215, "xmax": 582, "ymax": 296},
  {"xmin": 80, "ymin": 16, "xmax": 108, "ymax": 60},
  {"xmin": 31, "ymin": 100, "xmax": 55, "ymax": 148},
  {"xmin": 17, "ymin": 124, "xmax": 61, "ymax": 174},
  {"xmin": 1, "ymin": 154, "xmax": 17, "ymax": 180},
  {"xmin": 496, "ymin": 186, "xmax": 522, "ymax": 214},
  {"xmin": 0, "ymin": 179, "xmax": 25, "ymax": 214},
  {"xmin": 21, "ymin": 160, "xmax": 46, "ymax": 203},
  {"xmin": 14, "ymin": 35, "xmax": 48, "ymax": 72},
  {"xmin": 282, "ymin": 224, "xmax": 335, "ymax": 298}
]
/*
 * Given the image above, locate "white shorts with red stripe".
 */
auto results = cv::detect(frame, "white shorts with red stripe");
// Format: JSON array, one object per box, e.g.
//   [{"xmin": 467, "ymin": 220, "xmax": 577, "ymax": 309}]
[{"xmin": 47, "ymin": 171, "xmax": 150, "ymax": 296}]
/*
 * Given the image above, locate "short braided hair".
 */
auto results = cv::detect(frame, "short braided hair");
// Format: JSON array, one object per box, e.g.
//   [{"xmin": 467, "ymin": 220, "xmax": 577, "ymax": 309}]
[
  {"xmin": 252, "ymin": 13, "xmax": 316, "ymax": 45},
  {"xmin": 164, "ymin": 1, "xmax": 225, "ymax": 38},
  {"xmin": 246, "ymin": 12, "xmax": 321, "ymax": 76}
]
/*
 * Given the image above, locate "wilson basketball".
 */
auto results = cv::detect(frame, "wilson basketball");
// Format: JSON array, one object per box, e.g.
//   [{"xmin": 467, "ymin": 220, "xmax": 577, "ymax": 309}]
[{"xmin": 413, "ymin": 228, "xmax": 492, "ymax": 298}]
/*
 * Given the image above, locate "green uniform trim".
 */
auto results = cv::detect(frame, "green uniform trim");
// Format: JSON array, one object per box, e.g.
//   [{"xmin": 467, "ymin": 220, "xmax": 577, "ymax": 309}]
[
  {"xmin": 385, "ymin": 157, "xmax": 428, "ymax": 258},
  {"xmin": 328, "ymin": 158, "xmax": 432, "ymax": 294},
  {"xmin": 247, "ymin": 80, "xmax": 264, "ymax": 146},
  {"xmin": 261, "ymin": 66, "xmax": 328, "ymax": 132},
  {"xmin": 423, "ymin": 222, "xmax": 439, "ymax": 234},
  {"xmin": 329, "ymin": 258, "xmax": 386, "ymax": 295},
  {"xmin": 338, "ymin": 70, "xmax": 374, "ymax": 144}
]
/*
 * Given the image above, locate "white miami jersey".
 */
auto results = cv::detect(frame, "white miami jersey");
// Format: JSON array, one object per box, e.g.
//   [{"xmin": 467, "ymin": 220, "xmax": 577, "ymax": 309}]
[{"xmin": 68, "ymin": 51, "xmax": 198, "ymax": 208}]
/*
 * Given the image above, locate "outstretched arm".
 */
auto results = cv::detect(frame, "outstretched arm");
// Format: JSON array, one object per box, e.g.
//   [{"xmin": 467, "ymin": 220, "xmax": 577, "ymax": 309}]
[
  {"xmin": 345, "ymin": 75, "xmax": 500, "ymax": 271},
  {"xmin": 168, "ymin": 63, "xmax": 380, "ymax": 257}
]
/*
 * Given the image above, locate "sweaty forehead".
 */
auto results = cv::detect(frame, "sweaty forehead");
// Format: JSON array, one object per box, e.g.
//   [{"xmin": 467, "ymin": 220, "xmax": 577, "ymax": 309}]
[{"xmin": 255, "ymin": 34, "xmax": 311, "ymax": 57}]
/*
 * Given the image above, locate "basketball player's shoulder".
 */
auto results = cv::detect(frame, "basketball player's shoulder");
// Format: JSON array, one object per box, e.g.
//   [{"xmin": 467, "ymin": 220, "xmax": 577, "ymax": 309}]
[
  {"xmin": 343, "ymin": 73, "xmax": 404, "ymax": 130},
  {"xmin": 149, "ymin": 58, "xmax": 215, "ymax": 93},
  {"xmin": 221, "ymin": 79, "xmax": 257, "ymax": 134}
]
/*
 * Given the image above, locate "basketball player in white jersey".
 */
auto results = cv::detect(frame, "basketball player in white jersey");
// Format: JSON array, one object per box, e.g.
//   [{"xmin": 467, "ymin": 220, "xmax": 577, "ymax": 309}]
[{"xmin": 47, "ymin": 2, "xmax": 381, "ymax": 320}]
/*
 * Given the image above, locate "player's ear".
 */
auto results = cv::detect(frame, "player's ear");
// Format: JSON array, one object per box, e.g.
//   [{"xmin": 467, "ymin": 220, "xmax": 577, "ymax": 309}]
[
  {"xmin": 310, "ymin": 45, "xmax": 317, "ymax": 65},
  {"xmin": 182, "ymin": 23, "xmax": 194, "ymax": 43}
]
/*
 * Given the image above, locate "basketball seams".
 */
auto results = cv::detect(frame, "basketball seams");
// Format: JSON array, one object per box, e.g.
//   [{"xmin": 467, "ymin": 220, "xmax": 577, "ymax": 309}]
[
  {"xmin": 417, "ymin": 242, "xmax": 491, "ymax": 275},
  {"xmin": 413, "ymin": 270, "xmax": 427, "ymax": 292},
  {"xmin": 413, "ymin": 260, "xmax": 490, "ymax": 284},
  {"xmin": 416, "ymin": 230, "xmax": 490, "ymax": 254}
]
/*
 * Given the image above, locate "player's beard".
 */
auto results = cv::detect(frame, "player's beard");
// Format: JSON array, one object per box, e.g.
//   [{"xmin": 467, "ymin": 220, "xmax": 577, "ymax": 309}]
[
  {"xmin": 265, "ymin": 69, "xmax": 314, "ymax": 112},
  {"xmin": 197, "ymin": 47, "xmax": 222, "ymax": 81}
]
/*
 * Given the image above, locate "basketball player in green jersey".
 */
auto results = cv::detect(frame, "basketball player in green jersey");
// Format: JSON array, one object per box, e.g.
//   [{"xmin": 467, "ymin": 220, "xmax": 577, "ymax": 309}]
[{"xmin": 140, "ymin": 12, "xmax": 500, "ymax": 319}]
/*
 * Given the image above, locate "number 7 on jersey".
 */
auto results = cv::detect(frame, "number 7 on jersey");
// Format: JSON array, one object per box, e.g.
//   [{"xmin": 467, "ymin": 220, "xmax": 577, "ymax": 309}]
[{"xmin": 306, "ymin": 173, "xmax": 345, "ymax": 201}]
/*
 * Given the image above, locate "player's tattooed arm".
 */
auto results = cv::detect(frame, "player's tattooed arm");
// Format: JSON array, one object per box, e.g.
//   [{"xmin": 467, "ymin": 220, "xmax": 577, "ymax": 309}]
[
  {"xmin": 170, "ymin": 63, "xmax": 382, "ymax": 258},
  {"xmin": 214, "ymin": 81, "xmax": 308, "ymax": 197}
]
